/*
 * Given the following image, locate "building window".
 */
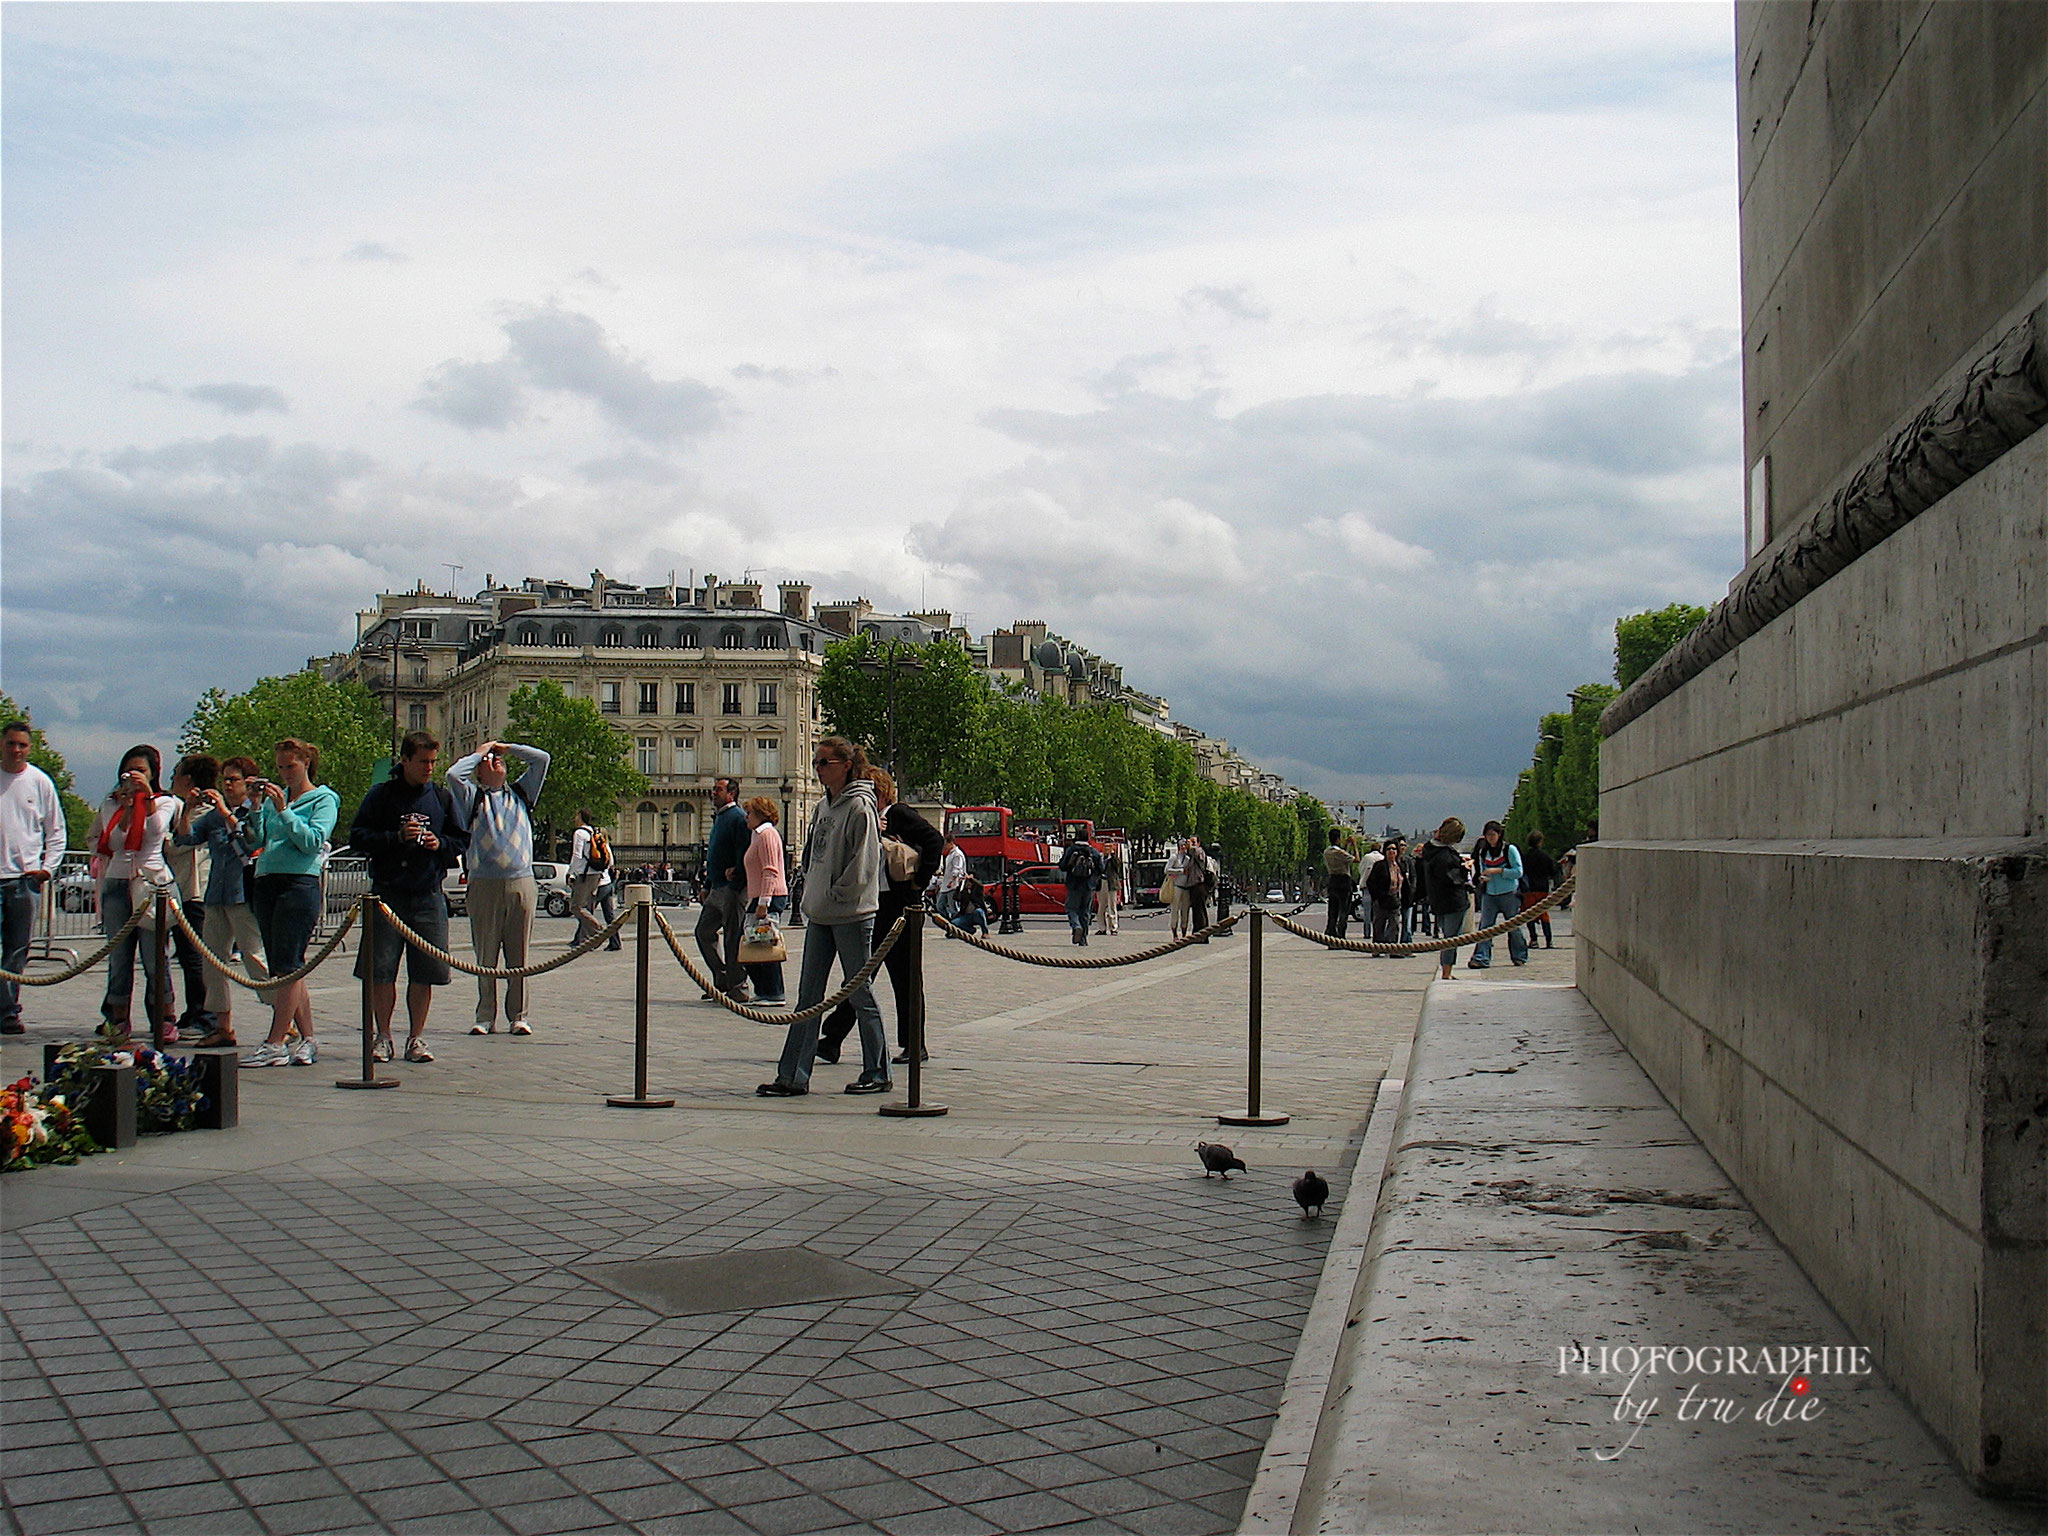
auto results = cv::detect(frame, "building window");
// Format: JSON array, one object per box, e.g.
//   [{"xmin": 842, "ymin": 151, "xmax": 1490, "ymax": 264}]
[
  {"xmin": 678, "ymin": 627, "xmax": 699, "ymax": 648},
  {"xmin": 721, "ymin": 683, "xmax": 743, "ymax": 715},
  {"xmin": 399, "ymin": 618, "xmax": 434, "ymax": 640},
  {"xmin": 550, "ymin": 624, "xmax": 576, "ymax": 647},
  {"xmin": 718, "ymin": 626, "xmax": 744, "ymax": 649},
  {"xmin": 720, "ymin": 737, "xmax": 745, "ymax": 777},
  {"xmin": 598, "ymin": 626, "xmax": 624, "ymax": 648},
  {"xmin": 756, "ymin": 737, "xmax": 781, "ymax": 778},
  {"xmin": 674, "ymin": 682, "xmax": 695, "ymax": 714},
  {"xmin": 412, "ymin": 663, "xmax": 428, "ymax": 685},
  {"xmin": 637, "ymin": 738, "xmax": 658, "ymax": 774},
  {"xmin": 636, "ymin": 626, "xmax": 661, "ymax": 648},
  {"xmin": 515, "ymin": 623, "xmax": 542, "ymax": 646},
  {"xmin": 469, "ymin": 620, "xmax": 491, "ymax": 643},
  {"xmin": 638, "ymin": 803, "xmax": 659, "ymax": 845},
  {"xmin": 674, "ymin": 738, "xmax": 698, "ymax": 775},
  {"xmin": 638, "ymin": 682, "xmax": 659, "ymax": 714},
  {"xmin": 757, "ymin": 683, "xmax": 778, "ymax": 715},
  {"xmin": 600, "ymin": 682, "xmax": 621, "ymax": 714},
  {"xmin": 755, "ymin": 627, "xmax": 783, "ymax": 648},
  {"xmin": 407, "ymin": 704, "xmax": 428, "ymax": 730}
]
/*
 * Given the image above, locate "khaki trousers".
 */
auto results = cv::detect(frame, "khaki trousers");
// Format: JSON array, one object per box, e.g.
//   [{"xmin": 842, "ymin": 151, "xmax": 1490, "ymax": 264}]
[
  {"xmin": 201, "ymin": 903, "xmax": 268, "ymax": 1019},
  {"xmin": 468, "ymin": 876, "xmax": 536, "ymax": 1024}
]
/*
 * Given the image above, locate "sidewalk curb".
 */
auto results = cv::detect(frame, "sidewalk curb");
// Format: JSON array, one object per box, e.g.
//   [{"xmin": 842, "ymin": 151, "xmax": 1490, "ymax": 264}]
[{"xmin": 1236, "ymin": 1007, "xmax": 1420, "ymax": 1534}]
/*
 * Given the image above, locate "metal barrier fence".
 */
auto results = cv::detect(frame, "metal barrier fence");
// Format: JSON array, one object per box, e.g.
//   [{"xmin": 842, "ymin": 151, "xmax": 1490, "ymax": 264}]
[{"xmin": 33, "ymin": 851, "xmax": 370, "ymax": 959}]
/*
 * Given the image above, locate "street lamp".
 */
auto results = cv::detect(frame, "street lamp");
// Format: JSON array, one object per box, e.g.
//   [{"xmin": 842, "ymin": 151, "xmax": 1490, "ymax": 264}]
[
  {"xmin": 854, "ymin": 639, "xmax": 925, "ymax": 785},
  {"xmin": 779, "ymin": 778, "xmax": 804, "ymax": 926},
  {"xmin": 361, "ymin": 635, "xmax": 429, "ymax": 760}
]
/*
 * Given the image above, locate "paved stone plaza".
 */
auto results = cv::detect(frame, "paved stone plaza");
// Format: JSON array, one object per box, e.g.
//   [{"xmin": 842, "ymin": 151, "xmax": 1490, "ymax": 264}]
[{"xmin": 3, "ymin": 906, "xmax": 1562, "ymax": 1535}]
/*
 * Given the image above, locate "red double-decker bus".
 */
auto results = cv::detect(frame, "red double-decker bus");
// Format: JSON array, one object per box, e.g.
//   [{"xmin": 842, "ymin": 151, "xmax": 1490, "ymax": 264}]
[{"xmin": 943, "ymin": 807, "xmax": 1132, "ymax": 915}]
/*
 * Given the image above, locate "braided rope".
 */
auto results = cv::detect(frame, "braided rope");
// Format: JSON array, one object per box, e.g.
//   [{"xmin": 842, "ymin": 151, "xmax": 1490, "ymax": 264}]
[
  {"xmin": 927, "ymin": 906, "xmax": 1243, "ymax": 967},
  {"xmin": 0, "ymin": 900, "xmax": 152, "ymax": 985},
  {"xmin": 652, "ymin": 907, "xmax": 910, "ymax": 1025},
  {"xmin": 166, "ymin": 895, "xmax": 362, "ymax": 990},
  {"xmin": 372, "ymin": 899, "xmax": 631, "ymax": 978},
  {"xmin": 1263, "ymin": 877, "xmax": 1576, "ymax": 955}
]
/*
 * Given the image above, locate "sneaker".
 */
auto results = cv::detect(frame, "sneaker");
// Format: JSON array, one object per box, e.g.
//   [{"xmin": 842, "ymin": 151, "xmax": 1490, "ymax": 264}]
[
  {"xmin": 470, "ymin": 1023, "xmax": 495, "ymax": 1035},
  {"xmin": 756, "ymin": 1080, "xmax": 807, "ymax": 1097},
  {"xmin": 243, "ymin": 1042, "xmax": 290, "ymax": 1068},
  {"xmin": 509, "ymin": 1021, "xmax": 532, "ymax": 1036},
  {"xmin": 0, "ymin": 1020, "xmax": 25, "ymax": 1035},
  {"xmin": 371, "ymin": 1035, "xmax": 396, "ymax": 1063},
  {"xmin": 844, "ymin": 1077, "xmax": 891, "ymax": 1095},
  {"xmin": 288, "ymin": 1037, "xmax": 318, "ymax": 1066},
  {"xmin": 404, "ymin": 1037, "xmax": 434, "ymax": 1063},
  {"xmin": 1466, "ymin": 960, "xmax": 1489, "ymax": 970},
  {"xmin": 160, "ymin": 1024, "xmax": 181, "ymax": 1044}
]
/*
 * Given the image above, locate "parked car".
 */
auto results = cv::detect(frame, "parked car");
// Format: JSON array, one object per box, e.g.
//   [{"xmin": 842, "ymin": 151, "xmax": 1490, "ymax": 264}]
[
  {"xmin": 56, "ymin": 867, "xmax": 98, "ymax": 914},
  {"xmin": 533, "ymin": 862, "xmax": 573, "ymax": 917},
  {"xmin": 1264, "ymin": 887, "xmax": 1286, "ymax": 902},
  {"xmin": 443, "ymin": 866, "xmax": 469, "ymax": 917}
]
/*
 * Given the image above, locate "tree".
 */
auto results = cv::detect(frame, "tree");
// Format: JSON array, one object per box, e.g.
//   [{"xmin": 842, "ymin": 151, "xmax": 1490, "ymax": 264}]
[
  {"xmin": 1291, "ymin": 795, "xmax": 1332, "ymax": 876},
  {"xmin": 948, "ymin": 689, "xmax": 1053, "ymax": 816},
  {"xmin": 1502, "ymin": 683, "xmax": 1616, "ymax": 852},
  {"xmin": 1615, "ymin": 603, "xmax": 1709, "ymax": 690},
  {"xmin": 182, "ymin": 670, "xmax": 391, "ymax": 833},
  {"xmin": 0, "ymin": 692, "xmax": 95, "ymax": 846},
  {"xmin": 505, "ymin": 681, "xmax": 648, "ymax": 852},
  {"xmin": 817, "ymin": 634, "xmax": 986, "ymax": 794}
]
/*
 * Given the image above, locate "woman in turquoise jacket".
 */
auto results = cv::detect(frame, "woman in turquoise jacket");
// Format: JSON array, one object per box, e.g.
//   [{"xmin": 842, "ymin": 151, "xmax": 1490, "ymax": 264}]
[
  {"xmin": 242, "ymin": 739, "xmax": 340, "ymax": 1067},
  {"xmin": 1468, "ymin": 820, "xmax": 1527, "ymax": 969}
]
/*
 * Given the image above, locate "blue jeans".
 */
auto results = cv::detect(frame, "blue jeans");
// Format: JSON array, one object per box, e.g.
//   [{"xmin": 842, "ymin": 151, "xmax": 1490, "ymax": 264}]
[
  {"xmin": 1472, "ymin": 889, "xmax": 1528, "ymax": 966},
  {"xmin": 1065, "ymin": 885, "xmax": 1092, "ymax": 937},
  {"xmin": 1, "ymin": 877, "xmax": 40, "ymax": 1026},
  {"xmin": 100, "ymin": 879, "xmax": 173, "ymax": 1029},
  {"xmin": 1433, "ymin": 905, "xmax": 1468, "ymax": 968},
  {"xmin": 775, "ymin": 919, "xmax": 888, "ymax": 1089}
]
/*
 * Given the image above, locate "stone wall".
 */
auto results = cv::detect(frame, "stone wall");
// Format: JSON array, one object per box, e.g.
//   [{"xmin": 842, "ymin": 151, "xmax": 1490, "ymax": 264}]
[{"xmin": 1578, "ymin": 3, "xmax": 2047, "ymax": 1497}]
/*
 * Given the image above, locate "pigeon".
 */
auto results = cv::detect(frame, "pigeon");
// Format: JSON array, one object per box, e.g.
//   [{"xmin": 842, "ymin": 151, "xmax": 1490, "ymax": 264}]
[
  {"xmin": 1197, "ymin": 1141, "xmax": 1247, "ymax": 1179},
  {"xmin": 1292, "ymin": 1169, "xmax": 1330, "ymax": 1219}
]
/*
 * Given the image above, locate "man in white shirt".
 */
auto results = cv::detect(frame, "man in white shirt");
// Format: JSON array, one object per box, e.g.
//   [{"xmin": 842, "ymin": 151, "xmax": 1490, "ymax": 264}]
[
  {"xmin": 936, "ymin": 838, "xmax": 968, "ymax": 925},
  {"xmin": 0, "ymin": 720, "xmax": 68, "ymax": 1034}
]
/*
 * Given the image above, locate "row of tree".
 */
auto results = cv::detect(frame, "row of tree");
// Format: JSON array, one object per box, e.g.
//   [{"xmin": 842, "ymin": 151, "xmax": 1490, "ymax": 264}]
[
  {"xmin": 1501, "ymin": 603, "xmax": 1706, "ymax": 853},
  {"xmin": 816, "ymin": 633, "xmax": 1330, "ymax": 881}
]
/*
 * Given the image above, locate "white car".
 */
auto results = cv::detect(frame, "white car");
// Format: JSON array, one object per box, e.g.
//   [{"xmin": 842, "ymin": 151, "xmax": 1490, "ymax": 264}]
[{"xmin": 444, "ymin": 861, "xmax": 574, "ymax": 917}]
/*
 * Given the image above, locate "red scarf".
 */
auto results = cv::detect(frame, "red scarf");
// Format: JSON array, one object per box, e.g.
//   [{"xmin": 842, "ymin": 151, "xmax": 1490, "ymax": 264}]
[{"xmin": 98, "ymin": 789, "xmax": 154, "ymax": 856}]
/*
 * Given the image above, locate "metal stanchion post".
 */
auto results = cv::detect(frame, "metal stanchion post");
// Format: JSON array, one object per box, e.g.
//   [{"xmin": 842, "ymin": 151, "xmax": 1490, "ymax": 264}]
[
  {"xmin": 338, "ymin": 901, "xmax": 400, "ymax": 1089},
  {"xmin": 609, "ymin": 885, "xmax": 674, "ymax": 1109},
  {"xmin": 1220, "ymin": 907, "xmax": 1288, "ymax": 1127},
  {"xmin": 150, "ymin": 895, "xmax": 170, "ymax": 1050},
  {"xmin": 881, "ymin": 906, "xmax": 946, "ymax": 1119}
]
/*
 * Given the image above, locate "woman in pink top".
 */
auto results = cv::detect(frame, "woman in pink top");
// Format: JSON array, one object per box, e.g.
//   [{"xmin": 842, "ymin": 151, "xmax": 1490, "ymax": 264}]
[{"xmin": 740, "ymin": 797, "xmax": 788, "ymax": 1003}]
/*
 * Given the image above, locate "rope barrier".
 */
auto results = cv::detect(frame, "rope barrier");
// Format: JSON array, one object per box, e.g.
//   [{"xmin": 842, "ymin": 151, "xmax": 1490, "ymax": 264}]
[
  {"xmin": 0, "ymin": 900, "xmax": 152, "ymax": 985},
  {"xmin": 927, "ymin": 906, "xmax": 1244, "ymax": 967},
  {"xmin": 165, "ymin": 896, "xmax": 364, "ymax": 991},
  {"xmin": 370, "ymin": 899, "xmax": 632, "ymax": 978},
  {"xmin": 652, "ymin": 907, "xmax": 910, "ymax": 1025},
  {"xmin": 1261, "ymin": 877, "xmax": 1576, "ymax": 956}
]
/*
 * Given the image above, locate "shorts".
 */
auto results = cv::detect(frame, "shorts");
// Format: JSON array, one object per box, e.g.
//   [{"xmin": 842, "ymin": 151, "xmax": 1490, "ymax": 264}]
[
  {"xmin": 355, "ymin": 887, "xmax": 453, "ymax": 987},
  {"xmin": 252, "ymin": 873, "xmax": 322, "ymax": 975}
]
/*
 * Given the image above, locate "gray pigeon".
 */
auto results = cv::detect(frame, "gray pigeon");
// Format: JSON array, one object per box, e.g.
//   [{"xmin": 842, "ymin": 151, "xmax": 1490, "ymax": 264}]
[
  {"xmin": 1292, "ymin": 1169, "xmax": 1329, "ymax": 1218},
  {"xmin": 1197, "ymin": 1142, "xmax": 1247, "ymax": 1179}
]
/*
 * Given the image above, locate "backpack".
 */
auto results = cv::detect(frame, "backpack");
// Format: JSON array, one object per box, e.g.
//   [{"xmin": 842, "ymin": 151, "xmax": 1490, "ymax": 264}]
[{"xmin": 587, "ymin": 830, "xmax": 612, "ymax": 873}]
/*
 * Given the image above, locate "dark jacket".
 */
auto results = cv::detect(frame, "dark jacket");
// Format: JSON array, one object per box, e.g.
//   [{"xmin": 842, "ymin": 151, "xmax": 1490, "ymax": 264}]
[
  {"xmin": 706, "ymin": 802, "xmax": 752, "ymax": 894},
  {"xmin": 350, "ymin": 776, "xmax": 467, "ymax": 896},
  {"xmin": 1417, "ymin": 841, "xmax": 1471, "ymax": 917},
  {"xmin": 882, "ymin": 802, "xmax": 945, "ymax": 896},
  {"xmin": 1365, "ymin": 853, "xmax": 1402, "ymax": 903},
  {"xmin": 1060, "ymin": 842, "xmax": 1104, "ymax": 890},
  {"xmin": 1522, "ymin": 845, "xmax": 1560, "ymax": 892}
]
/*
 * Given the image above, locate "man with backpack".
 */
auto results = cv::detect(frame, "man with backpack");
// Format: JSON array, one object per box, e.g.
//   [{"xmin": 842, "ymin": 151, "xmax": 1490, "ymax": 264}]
[
  {"xmin": 1059, "ymin": 836, "xmax": 1104, "ymax": 946},
  {"xmin": 350, "ymin": 731, "xmax": 468, "ymax": 1063},
  {"xmin": 449, "ymin": 740, "xmax": 550, "ymax": 1036},
  {"xmin": 568, "ymin": 807, "xmax": 611, "ymax": 945}
]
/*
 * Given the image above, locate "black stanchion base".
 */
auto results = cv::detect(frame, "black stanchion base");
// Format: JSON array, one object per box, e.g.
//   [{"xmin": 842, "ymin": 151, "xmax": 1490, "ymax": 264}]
[
  {"xmin": 336, "ymin": 1078, "xmax": 402, "ymax": 1090},
  {"xmin": 606, "ymin": 1095, "xmax": 676, "ymax": 1108},
  {"xmin": 878, "ymin": 1101, "xmax": 948, "ymax": 1117},
  {"xmin": 1217, "ymin": 1109, "xmax": 1291, "ymax": 1126}
]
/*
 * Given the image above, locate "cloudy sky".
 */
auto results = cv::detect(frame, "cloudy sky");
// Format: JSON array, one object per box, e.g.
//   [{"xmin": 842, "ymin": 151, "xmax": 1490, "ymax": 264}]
[{"xmin": 2, "ymin": 2, "xmax": 1741, "ymax": 824}]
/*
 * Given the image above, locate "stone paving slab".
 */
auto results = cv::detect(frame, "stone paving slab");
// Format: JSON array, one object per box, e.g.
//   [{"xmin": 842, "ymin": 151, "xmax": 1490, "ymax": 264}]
[
  {"xmin": 1292, "ymin": 981, "xmax": 2048, "ymax": 1536},
  {"xmin": 2, "ymin": 906, "xmax": 1509, "ymax": 1534}
]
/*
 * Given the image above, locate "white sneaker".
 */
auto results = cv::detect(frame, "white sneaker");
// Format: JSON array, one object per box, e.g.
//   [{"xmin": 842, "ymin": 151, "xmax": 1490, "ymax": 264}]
[
  {"xmin": 509, "ymin": 1021, "xmax": 532, "ymax": 1036},
  {"xmin": 243, "ymin": 1042, "xmax": 289, "ymax": 1068},
  {"xmin": 470, "ymin": 1023, "xmax": 493, "ymax": 1035},
  {"xmin": 288, "ymin": 1038, "xmax": 317, "ymax": 1066},
  {"xmin": 371, "ymin": 1035, "xmax": 395, "ymax": 1063}
]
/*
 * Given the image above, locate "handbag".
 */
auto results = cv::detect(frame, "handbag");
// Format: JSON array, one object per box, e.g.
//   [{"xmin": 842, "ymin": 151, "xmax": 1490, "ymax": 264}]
[
  {"xmin": 738, "ymin": 912, "xmax": 787, "ymax": 963},
  {"xmin": 880, "ymin": 835, "xmax": 920, "ymax": 883}
]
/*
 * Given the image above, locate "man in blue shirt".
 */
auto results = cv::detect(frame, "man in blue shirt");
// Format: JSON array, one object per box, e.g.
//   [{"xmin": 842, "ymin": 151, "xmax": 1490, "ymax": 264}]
[{"xmin": 695, "ymin": 775, "xmax": 752, "ymax": 999}]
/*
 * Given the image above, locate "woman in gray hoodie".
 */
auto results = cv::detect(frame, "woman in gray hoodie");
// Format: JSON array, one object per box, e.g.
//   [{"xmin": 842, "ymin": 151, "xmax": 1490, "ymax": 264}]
[{"xmin": 759, "ymin": 737, "xmax": 890, "ymax": 1097}]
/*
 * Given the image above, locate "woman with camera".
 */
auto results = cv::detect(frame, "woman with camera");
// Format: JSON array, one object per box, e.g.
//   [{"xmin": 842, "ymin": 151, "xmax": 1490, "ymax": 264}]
[
  {"xmin": 241, "ymin": 739, "xmax": 340, "ymax": 1067},
  {"xmin": 84, "ymin": 744, "xmax": 180, "ymax": 1037}
]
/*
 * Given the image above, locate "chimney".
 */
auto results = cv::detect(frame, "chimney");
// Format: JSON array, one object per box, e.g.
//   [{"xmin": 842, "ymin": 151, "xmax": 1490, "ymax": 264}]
[{"xmin": 779, "ymin": 581, "xmax": 812, "ymax": 621}]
